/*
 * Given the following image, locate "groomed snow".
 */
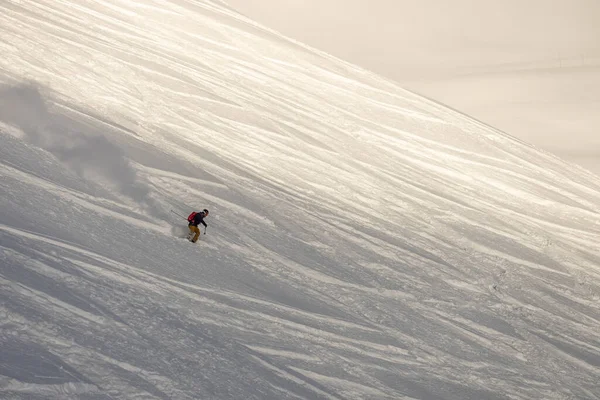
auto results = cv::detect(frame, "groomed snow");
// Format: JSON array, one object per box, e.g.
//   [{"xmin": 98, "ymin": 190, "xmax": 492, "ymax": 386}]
[{"xmin": 1, "ymin": 1, "xmax": 600, "ymax": 399}]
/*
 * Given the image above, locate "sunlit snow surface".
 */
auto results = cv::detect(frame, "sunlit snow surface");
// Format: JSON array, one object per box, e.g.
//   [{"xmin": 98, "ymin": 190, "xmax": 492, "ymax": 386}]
[{"xmin": 1, "ymin": 1, "xmax": 600, "ymax": 399}]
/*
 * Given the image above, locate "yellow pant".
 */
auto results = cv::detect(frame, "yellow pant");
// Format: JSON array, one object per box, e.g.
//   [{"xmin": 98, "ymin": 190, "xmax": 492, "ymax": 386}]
[{"xmin": 188, "ymin": 225, "xmax": 200, "ymax": 242}]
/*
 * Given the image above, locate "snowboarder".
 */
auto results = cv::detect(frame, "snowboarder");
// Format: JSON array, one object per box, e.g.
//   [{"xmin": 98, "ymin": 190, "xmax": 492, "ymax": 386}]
[{"xmin": 187, "ymin": 209, "xmax": 209, "ymax": 243}]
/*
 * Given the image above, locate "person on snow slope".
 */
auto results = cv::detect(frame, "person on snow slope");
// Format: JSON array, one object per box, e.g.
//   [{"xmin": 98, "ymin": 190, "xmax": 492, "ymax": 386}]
[{"xmin": 187, "ymin": 209, "xmax": 209, "ymax": 243}]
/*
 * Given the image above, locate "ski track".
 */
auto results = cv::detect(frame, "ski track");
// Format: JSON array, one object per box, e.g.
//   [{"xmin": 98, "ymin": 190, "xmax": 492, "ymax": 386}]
[{"xmin": 1, "ymin": 0, "xmax": 600, "ymax": 399}]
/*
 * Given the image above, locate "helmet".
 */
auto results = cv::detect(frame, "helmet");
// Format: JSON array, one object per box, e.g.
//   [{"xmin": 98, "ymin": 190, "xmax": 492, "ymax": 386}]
[{"xmin": 203, "ymin": 209, "xmax": 209, "ymax": 215}]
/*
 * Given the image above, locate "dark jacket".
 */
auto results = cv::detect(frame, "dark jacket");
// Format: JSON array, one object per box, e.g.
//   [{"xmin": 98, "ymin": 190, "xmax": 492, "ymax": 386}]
[{"xmin": 189, "ymin": 212, "xmax": 207, "ymax": 228}]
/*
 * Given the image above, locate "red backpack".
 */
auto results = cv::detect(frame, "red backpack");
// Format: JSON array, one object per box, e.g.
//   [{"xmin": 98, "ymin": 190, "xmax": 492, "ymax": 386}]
[{"xmin": 187, "ymin": 212, "xmax": 197, "ymax": 223}]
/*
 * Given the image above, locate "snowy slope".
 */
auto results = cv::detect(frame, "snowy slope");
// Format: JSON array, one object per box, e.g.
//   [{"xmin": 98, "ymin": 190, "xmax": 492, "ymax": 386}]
[
  {"xmin": 227, "ymin": 0, "xmax": 600, "ymax": 175},
  {"xmin": 1, "ymin": 1, "xmax": 600, "ymax": 399}
]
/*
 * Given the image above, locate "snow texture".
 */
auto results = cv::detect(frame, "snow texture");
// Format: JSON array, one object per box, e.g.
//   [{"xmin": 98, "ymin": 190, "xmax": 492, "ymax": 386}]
[
  {"xmin": 1, "ymin": 1, "xmax": 599, "ymax": 399},
  {"xmin": 228, "ymin": 0, "xmax": 600, "ymax": 175}
]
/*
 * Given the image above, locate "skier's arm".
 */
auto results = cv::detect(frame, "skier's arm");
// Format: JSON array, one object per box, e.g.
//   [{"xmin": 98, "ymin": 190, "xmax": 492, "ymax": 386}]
[{"xmin": 193, "ymin": 214, "xmax": 207, "ymax": 228}]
